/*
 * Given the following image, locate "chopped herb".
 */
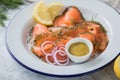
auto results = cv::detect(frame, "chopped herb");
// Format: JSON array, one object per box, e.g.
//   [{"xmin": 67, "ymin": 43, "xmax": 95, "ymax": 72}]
[
  {"xmin": 94, "ymin": 41, "xmax": 101, "ymax": 47},
  {"xmin": 70, "ymin": 18, "xmax": 74, "ymax": 23},
  {"xmin": 34, "ymin": 34, "xmax": 43, "ymax": 42}
]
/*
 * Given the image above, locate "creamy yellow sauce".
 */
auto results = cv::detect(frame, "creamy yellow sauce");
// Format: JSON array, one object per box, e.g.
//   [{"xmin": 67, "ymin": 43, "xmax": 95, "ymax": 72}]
[{"xmin": 69, "ymin": 42, "xmax": 89, "ymax": 56}]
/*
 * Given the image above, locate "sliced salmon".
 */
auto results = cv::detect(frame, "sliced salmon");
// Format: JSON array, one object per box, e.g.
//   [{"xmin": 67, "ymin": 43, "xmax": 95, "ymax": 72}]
[
  {"xmin": 32, "ymin": 24, "xmax": 51, "ymax": 39},
  {"xmin": 77, "ymin": 21, "xmax": 108, "ymax": 53},
  {"xmin": 34, "ymin": 34, "xmax": 59, "ymax": 47},
  {"xmin": 53, "ymin": 15, "xmax": 65, "ymax": 27},
  {"xmin": 60, "ymin": 27, "xmax": 87, "ymax": 38},
  {"xmin": 79, "ymin": 33, "xmax": 95, "ymax": 43},
  {"xmin": 64, "ymin": 6, "xmax": 84, "ymax": 25},
  {"xmin": 32, "ymin": 46, "xmax": 44, "ymax": 57},
  {"xmin": 57, "ymin": 37, "xmax": 72, "ymax": 45},
  {"xmin": 95, "ymin": 32, "xmax": 108, "ymax": 53},
  {"xmin": 53, "ymin": 6, "xmax": 84, "ymax": 27},
  {"xmin": 32, "ymin": 21, "xmax": 108, "ymax": 60}
]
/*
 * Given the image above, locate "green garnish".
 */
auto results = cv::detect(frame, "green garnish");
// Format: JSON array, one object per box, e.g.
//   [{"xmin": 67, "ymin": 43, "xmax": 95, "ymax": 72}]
[{"xmin": 0, "ymin": 0, "xmax": 24, "ymax": 27}]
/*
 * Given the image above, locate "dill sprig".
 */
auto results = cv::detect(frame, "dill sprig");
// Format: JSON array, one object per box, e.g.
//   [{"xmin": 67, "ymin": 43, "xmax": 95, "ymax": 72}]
[
  {"xmin": 0, "ymin": 13, "xmax": 7, "ymax": 26},
  {"xmin": 0, "ymin": 0, "xmax": 24, "ymax": 27}
]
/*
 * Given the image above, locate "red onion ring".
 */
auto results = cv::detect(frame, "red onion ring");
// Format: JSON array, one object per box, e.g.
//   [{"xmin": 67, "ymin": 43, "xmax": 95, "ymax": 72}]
[
  {"xmin": 52, "ymin": 47, "xmax": 57, "ymax": 54},
  {"xmin": 57, "ymin": 45, "xmax": 65, "ymax": 51},
  {"xmin": 45, "ymin": 53, "xmax": 56, "ymax": 65},
  {"xmin": 58, "ymin": 59, "xmax": 68, "ymax": 63},
  {"xmin": 41, "ymin": 41, "xmax": 56, "ymax": 55},
  {"xmin": 53, "ymin": 50, "xmax": 69, "ymax": 66},
  {"xmin": 40, "ymin": 41, "xmax": 69, "ymax": 65}
]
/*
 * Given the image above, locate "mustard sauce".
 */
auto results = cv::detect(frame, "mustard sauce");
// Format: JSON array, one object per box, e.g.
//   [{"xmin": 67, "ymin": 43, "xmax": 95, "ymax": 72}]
[{"xmin": 69, "ymin": 42, "xmax": 89, "ymax": 56}]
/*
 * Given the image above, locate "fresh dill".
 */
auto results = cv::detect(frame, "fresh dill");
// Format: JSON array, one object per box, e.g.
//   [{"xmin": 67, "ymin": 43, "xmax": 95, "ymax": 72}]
[{"xmin": 0, "ymin": 0, "xmax": 24, "ymax": 27}]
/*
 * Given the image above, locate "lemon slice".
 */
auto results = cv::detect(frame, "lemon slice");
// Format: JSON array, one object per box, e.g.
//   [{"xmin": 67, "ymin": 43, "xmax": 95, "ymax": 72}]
[
  {"xmin": 114, "ymin": 55, "xmax": 120, "ymax": 79},
  {"xmin": 47, "ymin": 2, "xmax": 64, "ymax": 21},
  {"xmin": 33, "ymin": 0, "xmax": 52, "ymax": 26}
]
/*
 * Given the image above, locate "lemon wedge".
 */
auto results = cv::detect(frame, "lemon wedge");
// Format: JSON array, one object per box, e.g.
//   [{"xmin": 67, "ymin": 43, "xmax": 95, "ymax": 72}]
[
  {"xmin": 114, "ymin": 55, "xmax": 120, "ymax": 79},
  {"xmin": 47, "ymin": 2, "xmax": 64, "ymax": 21},
  {"xmin": 33, "ymin": 0, "xmax": 52, "ymax": 26},
  {"xmin": 33, "ymin": 0, "xmax": 64, "ymax": 26}
]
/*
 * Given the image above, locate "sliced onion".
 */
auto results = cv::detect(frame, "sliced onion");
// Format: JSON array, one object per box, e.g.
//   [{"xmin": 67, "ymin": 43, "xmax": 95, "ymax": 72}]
[
  {"xmin": 40, "ymin": 41, "xmax": 69, "ymax": 66},
  {"xmin": 58, "ymin": 59, "xmax": 68, "ymax": 63},
  {"xmin": 52, "ymin": 47, "xmax": 57, "ymax": 54},
  {"xmin": 41, "ymin": 41, "xmax": 56, "ymax": 55},
  {"xmin": 56, "ymin": 50, "xmax": 66, "ymax": 56},
  {"xmin": 57, "ymin": 45, "xmax": 65, "ymax": 51},
  {"xmin": 45, "ymin": 53, "xmax": 56, "ymax": 65},
  {"xmin": 53, "ymin": 50, "xmax": 69, "ymax": 66}
]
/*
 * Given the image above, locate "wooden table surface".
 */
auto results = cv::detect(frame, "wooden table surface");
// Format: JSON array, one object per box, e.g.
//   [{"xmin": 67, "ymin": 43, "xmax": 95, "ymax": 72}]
[{"xmin": 0, "ymin": 0, "xmax": 120, "ymax": 80}]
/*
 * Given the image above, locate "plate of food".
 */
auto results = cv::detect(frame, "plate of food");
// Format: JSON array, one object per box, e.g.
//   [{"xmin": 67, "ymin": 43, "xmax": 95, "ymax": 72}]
[{"xmin": 6, "ymin": 0, "xmax": 120, "ymax": 77}]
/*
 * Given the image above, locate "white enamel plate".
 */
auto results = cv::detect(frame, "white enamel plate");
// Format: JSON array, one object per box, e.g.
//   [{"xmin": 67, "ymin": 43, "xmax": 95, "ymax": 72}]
[{"xmin": 6, "ymin": 0, "xmax": 120, "ymax": 77}]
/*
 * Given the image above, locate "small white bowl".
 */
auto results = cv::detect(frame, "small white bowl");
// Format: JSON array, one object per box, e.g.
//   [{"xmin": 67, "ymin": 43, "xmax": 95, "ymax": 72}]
[{"xmin": 65, "ymin": 37, "xmax": 93, "ymax": 63}]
